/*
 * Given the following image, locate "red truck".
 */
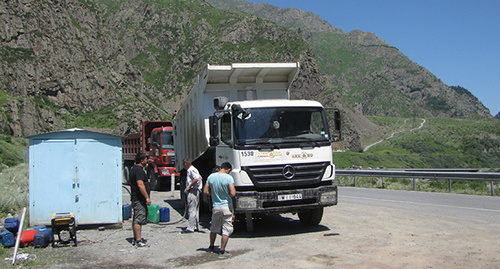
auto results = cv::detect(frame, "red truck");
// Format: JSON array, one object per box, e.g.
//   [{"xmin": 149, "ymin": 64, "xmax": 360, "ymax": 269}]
[{"xmin": 122, "ymin": 121, "xmax": 179, "ymax": 190}]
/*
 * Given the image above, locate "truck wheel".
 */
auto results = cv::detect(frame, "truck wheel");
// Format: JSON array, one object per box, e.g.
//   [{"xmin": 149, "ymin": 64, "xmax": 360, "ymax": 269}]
[
  {"xmin": 122, "ymin": 167, "xmax": 130, "ymax": 185},
  {"xmin": 298, "ymin": 207, "xmax": 324, "ymax": 226},
  {"xmin": 149, "ymin": 170, "xmax": 159, "ymax": 191},
  {"xmin": 199, "ymin": 193, "xmax": 212, "ymax": 214}
]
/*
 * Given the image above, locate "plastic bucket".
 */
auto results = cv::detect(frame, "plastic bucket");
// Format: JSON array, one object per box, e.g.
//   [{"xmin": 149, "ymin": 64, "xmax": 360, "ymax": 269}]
[
  {"xmin": 147, "ymin": 204, "xmax": 160, "ymax": 223},
  {"xmin": 19, "ymin": 229, "xmax": 37, "ymax": 247},
  {"xmin": 34, "ymin": 229, "xmax": 53, "ymax": 248},
  {"xmin": 160, "ymin": 207, "xmax": 170, "ymax": 222},
  {"xmin": 123, "ymin": 204, "xmax": 132, "ymax": 220},
  {"xmin": 0, "ymin": 230, "xmax": 15, "ymax": 247},
  {"xmin": 4, "ymin": 217, "xmax": 20, "ymax": 234}
]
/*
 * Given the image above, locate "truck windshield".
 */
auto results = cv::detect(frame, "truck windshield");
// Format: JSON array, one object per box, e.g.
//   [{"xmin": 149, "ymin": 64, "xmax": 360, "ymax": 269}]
[
  {"xmin": 234, "ymin": 107, "xmax": 330, "ymax": 147},
  {"xmin": 162, "ymin": 131, "xmax": 174, "ymax": 150}
]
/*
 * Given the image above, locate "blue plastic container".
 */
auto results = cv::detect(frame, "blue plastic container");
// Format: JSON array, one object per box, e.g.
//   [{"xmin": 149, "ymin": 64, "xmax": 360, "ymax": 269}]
[
  {"xmin": 122, "ymin": 204, "xmax": 132, "ymax": 220},
  {"xmin": 30, "ymin": 225, "xmax": 47, "ymax": 233},
  {"xmin": 160, "ymin": 207, "xmax": 170, "ymax": 222},
  {"xmin": 4, "ymin": 217, "xmax": 20, "ymax": 234},
  {"xmin": 0, "ymin": 230, "xmax": 15, "ymax": 247},
  {"xmin": 34, "ymin": 229, "xmax": 52, "ymax": 248}
]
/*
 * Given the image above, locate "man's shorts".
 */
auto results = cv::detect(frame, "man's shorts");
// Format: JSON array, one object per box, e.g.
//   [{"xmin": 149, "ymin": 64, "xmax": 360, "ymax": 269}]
[
  {"xmin": 132, "ymin": 200, "xmax": 148, "ymax": 225},
  {"xmin": 210, "ymin": 206, "xmax": 233, "ymax": 236}
]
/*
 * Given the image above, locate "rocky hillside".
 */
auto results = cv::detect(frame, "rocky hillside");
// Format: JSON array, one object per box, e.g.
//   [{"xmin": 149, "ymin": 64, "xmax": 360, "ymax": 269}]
[
  {"xmin": 1, "ymin": 0, "xmax": 493, "ymax": 153},
  {"xmin": 1, "ymin": 0, "xmax": 365, "ymax": 148},
  {"xmin": 206, "ymin": 0, "xmax": 492, "ymax": 119}
]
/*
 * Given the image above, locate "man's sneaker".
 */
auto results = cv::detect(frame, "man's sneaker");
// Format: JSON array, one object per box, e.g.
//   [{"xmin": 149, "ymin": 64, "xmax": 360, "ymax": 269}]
[
  {"xmin": 181, "ymin": 228, "xmax": 194, "ymax": 234},
  {"xmin": 132, "ymin": 238, "xmax": 148, "ymax": 246},
  {"xmin": 208, "ymin": 245, "xmax": 215, "ymax": 253},
  {"xmin": 135, "ymin": 239, "xmax": 148, "ymax": 247},
  {"xmin": 218, "ymin": 251, "xmax": 232, "ymax": 259}
]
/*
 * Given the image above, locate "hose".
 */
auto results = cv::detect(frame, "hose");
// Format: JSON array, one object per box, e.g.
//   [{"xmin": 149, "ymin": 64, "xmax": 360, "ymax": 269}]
[
  {"xmin": 153, "ymin": 191, "xmax": 188, "ymax": 226},
  {"xmin": 122, "ymin": 183, "xmax": 187, "ymax": 226}
]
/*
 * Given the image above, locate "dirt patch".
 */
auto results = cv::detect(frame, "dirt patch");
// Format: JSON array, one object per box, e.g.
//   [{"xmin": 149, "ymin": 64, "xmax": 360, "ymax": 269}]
[{"xmin": 3, "ymin": 187, "xmax": 499, "ymax": 268}]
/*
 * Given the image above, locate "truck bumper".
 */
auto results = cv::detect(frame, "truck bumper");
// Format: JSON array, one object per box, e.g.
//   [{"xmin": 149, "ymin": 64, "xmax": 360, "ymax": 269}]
[{"xmin": 234, "ymin": 185, "xmax": 337, "ymax": 214}]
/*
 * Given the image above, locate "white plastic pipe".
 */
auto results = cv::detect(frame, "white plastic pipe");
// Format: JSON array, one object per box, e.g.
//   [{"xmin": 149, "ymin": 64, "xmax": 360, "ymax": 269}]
[{"xmin": 12, "ymin": 207, "xmax": 26, "ymax": 265}]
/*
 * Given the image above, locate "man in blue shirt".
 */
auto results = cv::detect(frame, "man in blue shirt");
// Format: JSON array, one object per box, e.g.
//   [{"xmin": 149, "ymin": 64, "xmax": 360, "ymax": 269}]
[{"xmin": 203, "ymin": 162, "xmax": 236, "ymax": 258}]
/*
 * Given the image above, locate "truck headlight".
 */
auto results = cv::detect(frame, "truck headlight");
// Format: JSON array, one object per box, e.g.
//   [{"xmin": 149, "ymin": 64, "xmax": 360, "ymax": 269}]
[
  {"xmin": 161, "ymin": 168, "xmax": 171, "ymax": 176},
  {"xmin": 320, "ymin": 191, "xmax": 337, "ymax": 204},
  {"xmin": 237, "ymin": 197, "xmax": 257, "ymax": 209}
]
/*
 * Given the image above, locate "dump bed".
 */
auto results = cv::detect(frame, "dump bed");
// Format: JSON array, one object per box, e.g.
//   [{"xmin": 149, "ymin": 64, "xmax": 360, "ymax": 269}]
[{"xmin": 174, "ymin": 62, "xmax": 300, "ymax": 170}]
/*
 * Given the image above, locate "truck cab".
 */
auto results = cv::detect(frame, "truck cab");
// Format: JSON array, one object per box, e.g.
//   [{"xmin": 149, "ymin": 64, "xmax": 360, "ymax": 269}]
[
  {"xmin": 148, "ymin": 126, "xmax": 175, "ymax": 170},
  {"xmin": 145, "ymin": 125, "xmax": 177, "ymax": 190},
  {"xmin": 209, "ymin": 97, "xmax": 340, "ymax": 229}
]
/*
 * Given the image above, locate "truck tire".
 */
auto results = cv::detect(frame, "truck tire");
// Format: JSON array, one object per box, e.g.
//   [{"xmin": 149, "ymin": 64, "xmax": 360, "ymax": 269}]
[
  {"xmin": 122, "ymin": 167, "xmax": 130, "ymax": 185},
  {"xmin": 199, "ymin": 193, "xmax": 212, "ymax": 214},
  {"xmin": 149, "ymin": 169, "xmax": 159, "ymax": 191},
  {"xmin": 298, "ymin": 207, "xmax": 324, "ymax": 226}
]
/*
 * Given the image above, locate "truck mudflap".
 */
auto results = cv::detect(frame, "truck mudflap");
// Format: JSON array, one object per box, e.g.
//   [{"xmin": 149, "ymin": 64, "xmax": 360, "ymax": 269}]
[{"xmin": 234, "ymin": 185, "xmax": 337, "ymax": 214}]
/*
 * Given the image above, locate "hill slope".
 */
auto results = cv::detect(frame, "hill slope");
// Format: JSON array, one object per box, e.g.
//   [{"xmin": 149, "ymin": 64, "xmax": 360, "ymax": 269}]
[
  {"xmin": 1, "ymin": 0, "xmax": 363, "ymax": 149},
  {"xmin": 206, "ymin": 0, "xmax": 492, "ymax": 118}
]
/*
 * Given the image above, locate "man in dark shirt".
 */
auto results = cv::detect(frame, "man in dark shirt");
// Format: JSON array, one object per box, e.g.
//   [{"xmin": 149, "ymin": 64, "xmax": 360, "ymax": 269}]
[{"xmin": 130, "ymin": 152, "xmax": 151, "ymax": 247}]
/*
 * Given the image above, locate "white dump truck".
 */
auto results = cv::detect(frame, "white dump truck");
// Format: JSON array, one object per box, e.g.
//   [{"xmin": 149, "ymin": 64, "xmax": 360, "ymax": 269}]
[{"xmin": 174, "ymin": 62, "xmax": 340, "ymax": 231}]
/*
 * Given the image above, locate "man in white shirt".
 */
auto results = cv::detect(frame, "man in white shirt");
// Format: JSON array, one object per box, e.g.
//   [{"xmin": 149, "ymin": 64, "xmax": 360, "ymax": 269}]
[{"xmin": 183, "ymin": 158, "xmax": 202, "ymax": 233}]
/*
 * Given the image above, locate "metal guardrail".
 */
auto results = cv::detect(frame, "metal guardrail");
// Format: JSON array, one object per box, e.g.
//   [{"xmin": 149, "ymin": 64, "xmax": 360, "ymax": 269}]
[{"xmin": 336, "ymin": 170, "xmax": 500, "ymax": 196}]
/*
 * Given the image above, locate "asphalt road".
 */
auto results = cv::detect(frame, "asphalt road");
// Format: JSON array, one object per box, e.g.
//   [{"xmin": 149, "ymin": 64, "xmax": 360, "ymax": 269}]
[
  {"xmin": 27, "ymin": 186, "xmax": 500, "ymax": 268},
  {"xmin": 340, "ymin": 187, "xmax": 500, "ymax": 224}
]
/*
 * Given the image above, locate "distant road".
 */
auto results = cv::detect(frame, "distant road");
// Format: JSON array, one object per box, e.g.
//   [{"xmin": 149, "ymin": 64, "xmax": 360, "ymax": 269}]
[{"xmin": 364, "ymin": 118, "xmax": 426, "ymax": 152}]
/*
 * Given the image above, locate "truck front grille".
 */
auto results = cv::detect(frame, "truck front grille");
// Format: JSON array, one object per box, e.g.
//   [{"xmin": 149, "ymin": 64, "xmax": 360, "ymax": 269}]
[
  {"xmin": 241, "ymin": 162, "xmax": 328, "ymax": 190},
  {"xmin": 168, "ymin": 155, "xmax": 176, "ymax": 165}
]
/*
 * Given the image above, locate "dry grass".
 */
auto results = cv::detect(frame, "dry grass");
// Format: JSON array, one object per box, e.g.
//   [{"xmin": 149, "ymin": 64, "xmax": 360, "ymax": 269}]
[{"xmin": 0, "ymin": 163, "xmax": 29, "ymax": 218}]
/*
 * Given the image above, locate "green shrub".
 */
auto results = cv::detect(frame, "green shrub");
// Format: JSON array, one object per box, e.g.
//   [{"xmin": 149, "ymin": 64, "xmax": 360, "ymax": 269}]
[{"xmin": 0, "ymin": 135, "xmax": 28, "ymax": 170}]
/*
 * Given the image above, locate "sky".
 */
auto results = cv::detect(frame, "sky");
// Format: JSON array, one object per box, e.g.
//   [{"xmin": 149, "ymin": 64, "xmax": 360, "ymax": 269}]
[{"xmin": 246, "ymin": 0, "xmax": 500, "ymax": 116}]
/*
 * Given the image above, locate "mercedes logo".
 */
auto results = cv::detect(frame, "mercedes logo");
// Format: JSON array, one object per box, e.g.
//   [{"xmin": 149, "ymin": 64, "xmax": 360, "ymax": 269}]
[{"xmin": 282, "ymin": 165, "xmax": 295, "ymax": 179}]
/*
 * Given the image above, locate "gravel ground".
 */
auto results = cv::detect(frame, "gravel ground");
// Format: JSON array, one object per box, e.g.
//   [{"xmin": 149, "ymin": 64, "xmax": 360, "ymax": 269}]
[{"xmin": 4, "ymin": 186, "xmax": 499, "ymax": 268}]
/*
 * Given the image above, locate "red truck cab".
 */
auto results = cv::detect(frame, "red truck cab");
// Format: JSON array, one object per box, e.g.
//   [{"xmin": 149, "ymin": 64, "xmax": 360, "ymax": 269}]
[{"xmin": 122, "ymin": 121, "xmax": 179, "ymax": 190}]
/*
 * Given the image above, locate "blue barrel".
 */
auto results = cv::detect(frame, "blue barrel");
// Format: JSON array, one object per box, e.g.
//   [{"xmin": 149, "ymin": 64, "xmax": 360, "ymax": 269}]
[
  {"xmin": 30, "ymin": 225, "xmax": 47, "ymax": 232},
  {"xmin": 0, "ymin": 230, "xmax": 15, "ymax": 247},
  {"xmin": 4, "ymin": 217, "xmax": 20, "ymax": 234},
  {"xmin": 34, "ymin": 229, "xmax": 53, "ymax": 248},
  {"xmin": 122, "ymin": 204, "xmax": 132, "ymax": 220},
  {"xmin": 160, "ymin": 207, "xmax": 170, "ymax": 222}
]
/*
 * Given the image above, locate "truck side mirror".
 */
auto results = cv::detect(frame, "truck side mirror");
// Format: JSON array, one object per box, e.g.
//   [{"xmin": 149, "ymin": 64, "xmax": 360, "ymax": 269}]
[
  {"xmin": 334, "ymin": 110, "xmax": 341, "ymax": 132},
  {"xmin": 333, "ymin": 109, "xmax": 341, "ymax": 141},
  {"xmin": 326, "ymin": 108, "xmax": 342, "ymax": 142},
  {"xmin": 209, "ymin": 115, "xmax": 219, "ymax": 147},
  {"xmin": 214, "ymin": 97, "xmax": 228, "ymax": 110}
]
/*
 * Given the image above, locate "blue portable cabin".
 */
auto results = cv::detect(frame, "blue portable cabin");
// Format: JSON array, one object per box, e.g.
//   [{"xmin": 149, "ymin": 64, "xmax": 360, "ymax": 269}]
[{"xmin": 28, "ymin": 128, "xmax": 123, "ymax": 226}]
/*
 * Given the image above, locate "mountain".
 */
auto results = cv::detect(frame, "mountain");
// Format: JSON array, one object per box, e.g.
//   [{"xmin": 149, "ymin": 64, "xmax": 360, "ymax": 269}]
[
  {"xmin": 205, "ymin": 0, "xmax": 492, "ymax": 119},
  {"xmin": 2, "ymin": 0, "xmax": 363, "ymax": 146},
  {"xmin": 0, "ymin": 0, "xmax": 492, "ymax": 154}
]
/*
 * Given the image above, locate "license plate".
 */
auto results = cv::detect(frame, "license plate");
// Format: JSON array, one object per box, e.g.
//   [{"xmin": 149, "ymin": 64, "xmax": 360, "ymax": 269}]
[{"xmin": 278, "ymin": 193, "xmax": 302, "ymax": 201}]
